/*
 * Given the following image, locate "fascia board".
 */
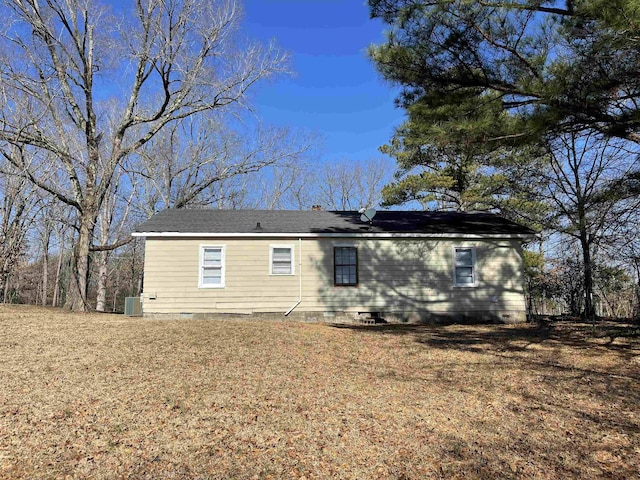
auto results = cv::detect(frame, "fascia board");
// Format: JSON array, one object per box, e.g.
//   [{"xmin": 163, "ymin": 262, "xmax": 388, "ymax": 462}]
[{"xmin": 132, "ymin": 231, "xmax": 533, "ymax": 240}]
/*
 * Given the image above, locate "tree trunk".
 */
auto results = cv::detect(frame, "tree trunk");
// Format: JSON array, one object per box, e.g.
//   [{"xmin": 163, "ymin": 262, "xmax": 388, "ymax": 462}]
[
  {"xmin": 0, "ymin": 272, "xmax": 6, "ymax": 304},
  {"xmin": 52, "ymin": 238, "xmax": 65, "ymax": 307},
  {"xmin": 539, "ymin": 241, "xmax": 546, "ymax": 316},
  {"xmin": 137, "ymin": 272, "xmax": 143, "ymax": 297},
  {"xmin": 633, "ymin": 260, "xmax": 640, "ymax": 320},
  {"xmin": 41, "ymin": 229, "xmax": 50, "ymax": 306},
  {"xmin": 580, "ymin": 234, "xmax": 596, "ymax": 322},
  {"xmin": 95, "ymin": 204, "xmax": 113, "ymax": 313},
  {"xmin": 112, "ymin": 287, "xmax": 119, "ymax": 312},
  {"xmin": 95, "ymin": 250, "xmax": 108, "ymax": 312},
  {"xmin": 602, "ymin": 294, "xmax": 613, "ymax": 317},
  {"xmin": 2, "ymin": 272, "xmax": 9, "ymax": 304},
  {"xmin": 64, "ymin": 214, "xmax": 95, "ymax": 312}
]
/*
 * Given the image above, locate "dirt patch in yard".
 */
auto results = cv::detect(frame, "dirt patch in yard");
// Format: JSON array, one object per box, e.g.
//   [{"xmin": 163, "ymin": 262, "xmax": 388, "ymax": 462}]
[{"xmin": 0, "ymin": 305, "xmax": 638, "ymax": 479}]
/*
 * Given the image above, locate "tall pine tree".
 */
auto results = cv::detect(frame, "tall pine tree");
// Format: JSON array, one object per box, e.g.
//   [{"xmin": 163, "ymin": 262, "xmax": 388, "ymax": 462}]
[{"xmin": 369, "ymin": 0, "xmax": 640, "ymax": 144}]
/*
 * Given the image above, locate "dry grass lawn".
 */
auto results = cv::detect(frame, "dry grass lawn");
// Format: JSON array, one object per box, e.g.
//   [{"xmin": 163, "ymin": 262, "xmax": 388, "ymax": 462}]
[{"xmin": 0, "ymin": 305, "xmax": 638, "ymax": 479}]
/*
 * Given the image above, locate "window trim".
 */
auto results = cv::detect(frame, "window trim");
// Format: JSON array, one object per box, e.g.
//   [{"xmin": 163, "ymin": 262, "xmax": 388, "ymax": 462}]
[
  {"xmin": 334, "ymin": 246, "xmax": 358, "ymax": 287},
  {"xmin": 199, "ymin": 244, "xmax": 226, "ymax": 289},
  {"xmin": 453, "ymin": 246, "xmax": 476, "ymax": 287},
  {"xmin": 269, "ymin": 244, "xmax": 295, "ymax": 276}
]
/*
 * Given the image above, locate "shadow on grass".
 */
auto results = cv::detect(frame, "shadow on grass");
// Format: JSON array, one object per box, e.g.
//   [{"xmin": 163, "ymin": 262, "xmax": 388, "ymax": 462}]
[
  {"xmin": 330, "ymin": 320, "xmax": 640, "ymax": 389},
  {"xmin": 330, "ymin": 322, "xmax": 553, "ymax": 351},
  {"xmin": 330, "ymin": 320, "xmax": 640, "ymax": 353},
  {"xmin": 331, "ymin": 320, "xmax": 640, "ymax": 457}
]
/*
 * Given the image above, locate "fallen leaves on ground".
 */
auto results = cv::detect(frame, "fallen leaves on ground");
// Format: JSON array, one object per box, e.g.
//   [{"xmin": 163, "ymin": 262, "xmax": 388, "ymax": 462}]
[{"xmin": 0, "ymin": 305, "xmax": 638, "ymax": 479}]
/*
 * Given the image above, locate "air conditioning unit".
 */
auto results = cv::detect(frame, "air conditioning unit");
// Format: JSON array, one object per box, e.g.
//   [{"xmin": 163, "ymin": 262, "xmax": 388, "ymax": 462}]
[{"xmin": 124, "ymin": 297, "xmax": 143, "ymax": 317}]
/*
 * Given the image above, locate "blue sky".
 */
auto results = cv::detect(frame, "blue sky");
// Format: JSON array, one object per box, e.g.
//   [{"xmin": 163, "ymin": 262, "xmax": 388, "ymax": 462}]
[{"xmin": 242, "ymin": 0, "xmax": 404, "ymax": 163}]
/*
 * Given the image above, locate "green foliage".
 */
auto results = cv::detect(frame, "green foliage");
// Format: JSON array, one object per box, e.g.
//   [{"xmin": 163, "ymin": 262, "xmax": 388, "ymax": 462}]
[
  {"xmin": 379, "ymin": 85, "xmax": 550, "ymax": 226},
  {"xmin": 369, "ymin": 0, "xmax": 640, "ymax": 144},
  {"xmin": 524, "ymin": 249, "xmax": 545, "ymax": 275},
  {"xmin": 523, "ymin": 248, "xmax": 546, "ymax": 298},
  {"xmin": 596, "ymin": 265, "xmax": 633, "ymax": 294}
]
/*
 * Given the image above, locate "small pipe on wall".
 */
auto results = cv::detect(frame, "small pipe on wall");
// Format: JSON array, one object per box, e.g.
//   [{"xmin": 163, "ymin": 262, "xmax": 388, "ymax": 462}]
[{"xmin": 285, "ymin": 237, "xmax": 303, "ymax": 316}]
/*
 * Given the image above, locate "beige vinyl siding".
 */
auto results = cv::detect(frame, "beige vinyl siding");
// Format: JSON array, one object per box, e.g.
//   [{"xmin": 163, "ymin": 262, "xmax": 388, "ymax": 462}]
[{"xmin": 142, "ymin": 237, "xmax": 526, "ymax": 316}]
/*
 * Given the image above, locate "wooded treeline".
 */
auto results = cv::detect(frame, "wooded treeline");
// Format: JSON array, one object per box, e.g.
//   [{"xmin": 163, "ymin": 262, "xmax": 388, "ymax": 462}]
[
  {"xmin": 0, "ymin": 0, "xmax": 638, "ymax": 319},
  {"xmin": 0, "ymin": 153, "xmax": 391, "ymax": 312}
]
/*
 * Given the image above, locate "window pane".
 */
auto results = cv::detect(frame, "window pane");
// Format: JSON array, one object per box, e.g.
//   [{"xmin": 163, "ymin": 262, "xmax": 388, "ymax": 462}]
[
  {"xmin": 348, "ymin": 265, "xmax": 356, "ymax": 278},
  {"xmin": 202, "ymin": 267, "xmax": 222, "ymax": 285},
  {"xmin": 456, "ymin": 267, "xmax": 474, "ymax": 285},
  {"xmin": 336, "ymin": 247, "xmax": 356, "ymax": 265},
  {"xmin": 272, "ymin": 248, "xmax": 291, "ymax": 261},
  {"xmin": 334, "ymin": 266, "xmax": 343, "ymax": 285},
  {"xmin": 272, "ymin": 261, "xmax": 292, "ymax": 275},
  {"xmin": 203, "ymin": 248, "xmax": 222, "ymax": 266},
  {"xmin": 455, "ymin": 248, "xmax": 473, "ymax": 266}
]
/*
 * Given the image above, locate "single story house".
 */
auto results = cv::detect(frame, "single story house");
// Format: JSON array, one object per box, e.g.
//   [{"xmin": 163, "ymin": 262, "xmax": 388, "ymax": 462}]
[{"xmin": 132, "ymin": 209, "xmax": 536, "ymax": 323}]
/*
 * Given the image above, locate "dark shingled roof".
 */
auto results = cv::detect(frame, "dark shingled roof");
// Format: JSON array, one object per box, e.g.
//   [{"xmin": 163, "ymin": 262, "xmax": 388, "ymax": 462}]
[{"xmin": 135, "ymin": 209, "xmax": 536, "ymax": 236}]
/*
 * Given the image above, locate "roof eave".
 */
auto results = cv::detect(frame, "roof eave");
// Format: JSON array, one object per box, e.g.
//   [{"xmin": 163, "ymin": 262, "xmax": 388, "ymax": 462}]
[{"xmin": 132, "ymin": 231, "xmax": 534, "ymax": 240}]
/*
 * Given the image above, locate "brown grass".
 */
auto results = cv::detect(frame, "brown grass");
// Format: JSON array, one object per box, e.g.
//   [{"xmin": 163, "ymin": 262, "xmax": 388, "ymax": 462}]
[{"xmin": 0, "ymin": 305, "xmax": 638, "ymax": 479}]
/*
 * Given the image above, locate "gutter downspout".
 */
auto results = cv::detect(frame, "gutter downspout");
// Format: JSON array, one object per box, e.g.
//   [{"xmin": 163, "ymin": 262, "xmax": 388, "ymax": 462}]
[{"xmin": 285, "ymin": 237, "xmax": 302, "ymax": 316}]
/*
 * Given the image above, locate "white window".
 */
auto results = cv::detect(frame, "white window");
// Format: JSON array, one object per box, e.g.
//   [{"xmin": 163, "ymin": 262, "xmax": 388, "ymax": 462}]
[
  {"xmin": 454, "ymin": 247, "xmax": 476, "ymax": 287},
  {"xmin": 199, "ymin": 245, "xmax": 225, "ymax": 288},
  {"xmin": 270, "ymin": 245, "xmax": 294, "ymax": 275}
]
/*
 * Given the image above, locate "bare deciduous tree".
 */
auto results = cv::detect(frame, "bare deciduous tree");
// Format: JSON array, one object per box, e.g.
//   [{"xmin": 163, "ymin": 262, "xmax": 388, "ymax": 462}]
[
  {"xmin": 313, "ymin": 158, "xmax": 392, "ymax": 210},
  {"xmin": 537, "ymin": 133, "xmax": 640, "ymax": 320},
  {"xmin": 35, "ymin": 200, "xmax": 61, "ymax": 306},
  {"xmin": 0, "ymin": 167, "xmax": 41, "ymax": 302},
  {"xmin": 0, "ymin": 0, "xmax": 288, "ymax": 310},
  {"xmin": 255, "ymin": 161, "xmax": 310, "ymax": 210},
  {"xmin": 94, "ymin": 168, "xmax": 137, "ymax": 312},
  {"xmin": 131, "ymin": 117, "xmax": 309, "ymax": 215}
]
